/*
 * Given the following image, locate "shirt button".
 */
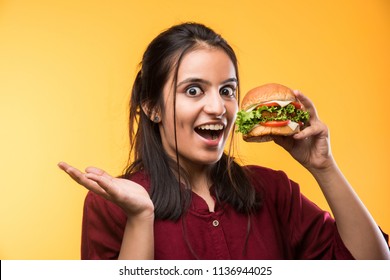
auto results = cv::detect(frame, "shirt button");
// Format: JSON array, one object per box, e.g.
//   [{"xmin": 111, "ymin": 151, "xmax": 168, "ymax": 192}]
[{"xmin": 212, "ymin": 220, "xmax": 219, "ymax": 227}]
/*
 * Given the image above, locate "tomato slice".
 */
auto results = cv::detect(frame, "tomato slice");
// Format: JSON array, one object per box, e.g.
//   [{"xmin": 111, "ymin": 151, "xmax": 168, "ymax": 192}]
[
  {"xmin": 291, "ymin": 101, "xmax": 302, "ymax": 109},
  {"xmin": 258, "ymin": 102, "xmax": 280, "ymax": 107},
  {"xmin": 260, "ymin": 120, "xmax": 290, "ymax": 127}
]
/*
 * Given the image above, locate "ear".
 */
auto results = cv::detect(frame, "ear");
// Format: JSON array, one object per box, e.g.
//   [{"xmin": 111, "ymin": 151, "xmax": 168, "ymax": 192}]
[{"xmin": 141, "ymin": 101, "xmax": 161, "ymax": 123}]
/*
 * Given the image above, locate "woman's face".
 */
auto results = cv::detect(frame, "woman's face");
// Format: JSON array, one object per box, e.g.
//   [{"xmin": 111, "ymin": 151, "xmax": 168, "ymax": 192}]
[{"xmin": 159, "ymin": 47, "xmax": 238, "ymax": 170}]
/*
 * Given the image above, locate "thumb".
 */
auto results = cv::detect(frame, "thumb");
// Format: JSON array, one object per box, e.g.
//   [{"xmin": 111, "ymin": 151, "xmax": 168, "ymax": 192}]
[{"xmin": 272, "ymin": 135, "xmax": 294, "ymax": 151}]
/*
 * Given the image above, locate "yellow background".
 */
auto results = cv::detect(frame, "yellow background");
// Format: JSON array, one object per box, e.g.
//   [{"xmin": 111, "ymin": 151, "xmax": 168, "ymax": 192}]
[{"xmin": 0, "ymin": 0, "xmax": 389, "ymax": 259}]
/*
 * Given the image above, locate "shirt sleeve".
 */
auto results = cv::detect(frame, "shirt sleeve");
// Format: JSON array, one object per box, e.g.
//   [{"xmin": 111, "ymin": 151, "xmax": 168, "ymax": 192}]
[
  {"xmin": 249, "ymin": 165, "xmax": 355, "ymax": 259},
  {"xmin": 81, "ymin": 191, "xmax": 127, "ymax": 260}
]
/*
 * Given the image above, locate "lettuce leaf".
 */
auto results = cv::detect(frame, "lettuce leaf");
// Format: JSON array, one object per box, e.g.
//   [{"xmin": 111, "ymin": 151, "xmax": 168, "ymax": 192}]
[{"xmin": 235, "ymin": 104, "xmax": 310, "ymax": 134}]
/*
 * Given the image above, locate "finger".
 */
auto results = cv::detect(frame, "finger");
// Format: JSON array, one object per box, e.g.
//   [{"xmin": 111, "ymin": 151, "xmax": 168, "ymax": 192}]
[
  {"xmin": 293, "ymin": 121, "xmax": 327, "ymax": 140},
  {"xmin": 84, "ymin": 173, "xmax": 123, "ymax": 201},
  {"xmin": 67, "ymin": 169, "xmax": 110, "ymax": 197},
  {"xmin": 293, "ymin": 90, "xmax": 312, "ymax": 107},
  {"xmin": 293, "ymin": 90, "xmax": 319, "ymax": 121},
  {"xmin": 58, "ymin": 162, "xmax": 105, "ymax": 193},
  {"xmin": 294, "ymin": 125, "xmax": 317, "ymax": 139},
  {"xmin": 293, "ymin": 130, "xmax": 311, "ymax": 140},
  {"xmin": 272, "ymin": 135, "xmax": 295, "ymax": 152},
  {"xmin": 272, "ymin": 135, "xmax": 292, "ymax": 147},
  {"xmin": 58, "ymin": 162, "xmax": 85, "ymax": 183},
  {"xmin": 58, "ymin": 161, "xmax": 72, "ymax": 172},
  {"xmin": 85, "ymin": 166, "xmax": 113, "ymax": 180},
  {"xmin": 85, "ymin": 173, "xmax": 115, "ymax": 194}
]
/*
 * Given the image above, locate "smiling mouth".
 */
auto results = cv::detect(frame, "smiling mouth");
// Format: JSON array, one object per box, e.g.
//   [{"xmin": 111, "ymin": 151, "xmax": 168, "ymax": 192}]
[{"xmin": 195, "ymin": 124, "xmax": 224, "ymax": 140}]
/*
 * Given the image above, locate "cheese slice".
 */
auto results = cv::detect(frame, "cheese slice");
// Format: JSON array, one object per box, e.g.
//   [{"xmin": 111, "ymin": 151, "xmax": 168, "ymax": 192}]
[
  {"xmin": 287, "ymin": 121, "xmax": 299, "ymax": 131},
  {"xmin": 245, "ymin": 100, "xmax": 293, "ymax": 112},
  {"xmin": 262, "ymin": 100, "xmax": 292, "ymax": 108}
]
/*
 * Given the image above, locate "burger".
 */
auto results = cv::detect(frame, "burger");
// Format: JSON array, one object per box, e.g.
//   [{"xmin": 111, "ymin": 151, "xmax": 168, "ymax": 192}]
[{"xmin": 235, "ymin": 83, "xmax": 310, "ymax": 142}]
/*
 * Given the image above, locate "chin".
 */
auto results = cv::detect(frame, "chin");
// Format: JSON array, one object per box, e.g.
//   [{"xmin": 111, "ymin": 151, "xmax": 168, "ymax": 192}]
[{"xmin": 188, "ymin": 152, "xmax": 224, "ymax": 167}]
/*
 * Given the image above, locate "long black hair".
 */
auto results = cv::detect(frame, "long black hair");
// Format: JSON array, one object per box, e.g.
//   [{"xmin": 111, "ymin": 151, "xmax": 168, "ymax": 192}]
[{"xmin": 123, "ymin": 22, "xmax": 261, "ymax": 220}]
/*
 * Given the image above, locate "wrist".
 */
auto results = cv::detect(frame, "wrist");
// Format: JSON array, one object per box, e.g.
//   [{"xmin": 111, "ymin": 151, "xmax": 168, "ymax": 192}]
[
  {"xmin": 306, "ymin": 156, "xmax": 337, "ymax": 176},
  {"xmin": 308, "ymin": 160, "xmax": 346, "ymax": 192},
  {"xmin": 120, "ymin": 198, "xmax": 155, "ymax": 221},
  {"xmin": 127, "ymin": 209, "xmax": 155, "ymax": 224}
]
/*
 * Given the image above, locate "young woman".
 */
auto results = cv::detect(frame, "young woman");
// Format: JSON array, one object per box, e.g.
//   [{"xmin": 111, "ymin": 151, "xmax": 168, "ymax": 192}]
[{"xmin": 58, "ymin": 22, "xmax": 390, "ymax": 260}]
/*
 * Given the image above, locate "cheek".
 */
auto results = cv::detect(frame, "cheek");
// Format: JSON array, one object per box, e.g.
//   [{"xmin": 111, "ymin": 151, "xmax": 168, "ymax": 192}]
[
  {"xmin": 162, "ymin": 107, "xmax": 191, "ymax": 135},
  {"xmin": 174, "ymin": 99, "xmax": 196, "ymax": 128},
  {"xmin": 227, "ymin": 102, "xmax": 238, "ymax": 121},
  {"xmin": 176, "ymin": 112, "xmax": 192, "ymax": 131}
]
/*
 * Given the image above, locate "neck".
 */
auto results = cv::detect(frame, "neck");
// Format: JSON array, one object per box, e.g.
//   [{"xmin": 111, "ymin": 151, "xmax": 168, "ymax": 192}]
[
  {"xmin": 189, "ymin": 167, "xmax": 211, "ymax": 193},
  {"xmin": 190, "ymin": 168, "xmax": 216, "ymax": 212},
  {"xmin": 179, "ymin": 162, "xmax": 216, "ymax": 212}
]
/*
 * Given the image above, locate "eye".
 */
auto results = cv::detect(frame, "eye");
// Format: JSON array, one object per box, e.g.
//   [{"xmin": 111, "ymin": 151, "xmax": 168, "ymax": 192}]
[
  {"xmin": 220, "ymin": 86, "xmax": 236, "ymax": 98},
  {"xmin": 185, "ymin": 86, "xmax": 203, "ymax": 97}
]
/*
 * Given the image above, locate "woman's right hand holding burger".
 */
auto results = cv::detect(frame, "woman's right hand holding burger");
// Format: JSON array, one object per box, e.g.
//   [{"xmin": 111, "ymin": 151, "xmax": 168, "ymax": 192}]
[
  {"xmin": 272, "ymin": 89, "xmax": 390, "ymax": 260},
  {"xmin": 272, "ymin": 90, "xmax": 334, "ymax": 172}
]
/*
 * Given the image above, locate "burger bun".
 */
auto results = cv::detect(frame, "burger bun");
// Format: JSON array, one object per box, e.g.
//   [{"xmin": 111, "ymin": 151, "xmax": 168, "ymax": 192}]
[
  {"xmin": 243, "ymin": 122, "xmax": 300, "ymax": 142},
  {"xmin": 241, "ymin": 83, "xmax": 302, "ymax": 142}
]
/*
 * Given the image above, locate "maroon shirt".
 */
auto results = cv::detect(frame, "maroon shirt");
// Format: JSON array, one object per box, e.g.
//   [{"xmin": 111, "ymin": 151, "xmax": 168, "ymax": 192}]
[{"xmin": 81, "ymin": 165, "xmax": 354, "ymax": 259}]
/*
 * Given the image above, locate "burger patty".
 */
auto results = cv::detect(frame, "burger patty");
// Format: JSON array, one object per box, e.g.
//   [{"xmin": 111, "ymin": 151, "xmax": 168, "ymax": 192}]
[
  {"xmin": 261, "ymin": 110, "xmax": 296, "ymax": 119},
  {"xmin": 261, "ymin": 111, "xmax": 278, "ymax": 118}
]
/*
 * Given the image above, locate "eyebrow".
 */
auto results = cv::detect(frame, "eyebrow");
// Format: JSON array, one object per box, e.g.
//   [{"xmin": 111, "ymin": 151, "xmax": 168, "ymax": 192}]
[{"xmin": 176, "ymin": 77, "xmax": 238, "ymax": 87}]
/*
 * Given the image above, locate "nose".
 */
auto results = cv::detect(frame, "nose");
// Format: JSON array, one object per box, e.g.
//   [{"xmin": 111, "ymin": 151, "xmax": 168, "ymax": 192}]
[{"xmin": 203, "ymin": 91, "xmax": 226, "ymax": 117}]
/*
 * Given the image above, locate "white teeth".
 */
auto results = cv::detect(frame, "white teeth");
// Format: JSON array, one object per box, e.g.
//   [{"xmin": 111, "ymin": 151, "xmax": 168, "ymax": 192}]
[{"xmin": 197, "ymin": 124, "xmax": 224, "ymax": 130}]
